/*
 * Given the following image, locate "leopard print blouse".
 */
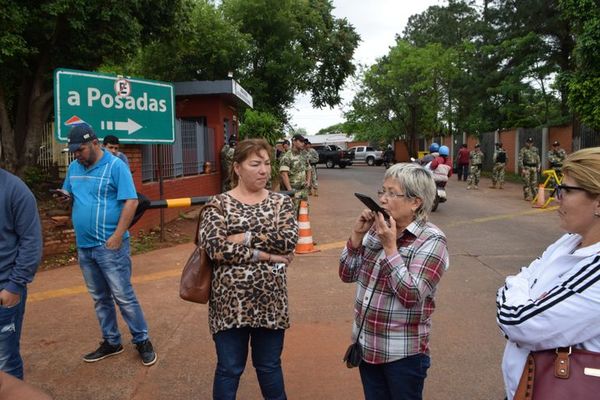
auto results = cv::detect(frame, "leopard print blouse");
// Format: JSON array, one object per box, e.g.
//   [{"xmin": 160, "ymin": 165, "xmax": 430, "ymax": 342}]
[{"xmin": 199, "ymin": 192, "xmax": 298, "ymax": 335}]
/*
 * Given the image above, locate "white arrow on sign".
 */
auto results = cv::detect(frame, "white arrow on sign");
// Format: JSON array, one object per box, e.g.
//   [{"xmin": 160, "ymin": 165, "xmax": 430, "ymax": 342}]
[{"xmin": 115, "ymin": 118, "xmax": 143, "ymax": 134}]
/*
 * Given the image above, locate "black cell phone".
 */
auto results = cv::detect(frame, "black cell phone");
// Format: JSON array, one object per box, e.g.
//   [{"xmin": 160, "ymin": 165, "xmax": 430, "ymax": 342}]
[
  {"xmin": 354, "ymin": 193, "xmax": 389, "ymax": 219},
  {"xmin": 49, "ymin": 189, "xmax": 70, "ymax": 198}
]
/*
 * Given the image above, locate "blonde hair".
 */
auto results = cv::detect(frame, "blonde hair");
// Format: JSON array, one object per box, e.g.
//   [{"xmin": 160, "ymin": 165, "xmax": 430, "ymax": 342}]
[
  {"xmin": 230, "ymin": 138, "xmax": 273, "ymax": 187},
  {"xmin": 562, "ymin": 147, "xmax": 600, "ymax": 196},
  {"xmin": 384, "ymin": 163, "xmax": 436, "ymax": 222}
]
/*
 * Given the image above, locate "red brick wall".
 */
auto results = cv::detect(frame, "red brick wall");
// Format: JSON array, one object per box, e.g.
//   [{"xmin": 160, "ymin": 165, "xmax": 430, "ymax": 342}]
[
  {"xmin": 394, "ymin": 141, "xmax": 410, "ymax": 162},
  {"xmin": 41, "ymin": 215, "xmax": 75, "ymax": 257},
  {"xmin": 499, "ymin": 129, "xmax": 517, "ymax": 173},
  {"xmin": 132, "ymin": 173, "xmax": 221, "ymax": 234},
  {"xmin": 347, "ymin": 140, "xmax": 369, "ymax": 148},
  {"xmin": 549, "ymin": 125, "xmax": 573, "ymax": 153}
]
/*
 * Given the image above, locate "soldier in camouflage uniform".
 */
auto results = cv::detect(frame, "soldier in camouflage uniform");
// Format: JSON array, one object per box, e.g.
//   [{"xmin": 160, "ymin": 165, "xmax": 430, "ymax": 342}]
[
  {"xmin": 490, "ymin": 142, "xmax": 507, "ymax": 189},
  {"xmin": 547, "ymin": 141, "xmax": 567, "ymax": 184},
  {"xmin": 466, "ymin": 143, "xmax": 484, "ymax": 190},
  {"xmin": 518, "ymin": 137, "xmax": 541, "ymax": 201},
  {"xmin": 220, "ymin": 137, "xmax": 237, "ymax": 192},
  {"xmin": 304, "ymin": 139, "xmax": 320, "ymax": 196},
  {"xmin": 279, "ymin": 134, "xmax": 311, "ymax": 215}
]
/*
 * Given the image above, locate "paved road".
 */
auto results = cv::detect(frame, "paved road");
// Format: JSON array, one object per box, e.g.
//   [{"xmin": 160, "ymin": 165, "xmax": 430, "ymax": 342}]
[{"xmin": 23, "ymin": 164, "xmax": 562, "ymax": 399}]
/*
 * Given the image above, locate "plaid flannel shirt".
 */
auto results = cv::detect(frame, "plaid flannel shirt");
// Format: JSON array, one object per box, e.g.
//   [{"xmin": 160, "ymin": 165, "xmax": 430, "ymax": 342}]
[{"xmin": 339, "ymin": 219, "xmax": 449, "ymax": 364}]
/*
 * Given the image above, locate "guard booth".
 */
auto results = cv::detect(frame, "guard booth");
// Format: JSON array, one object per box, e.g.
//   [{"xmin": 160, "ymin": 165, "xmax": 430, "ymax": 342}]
[{"xmin": 133, "ymin": 80, "xmax": 254, "ymax": 233}]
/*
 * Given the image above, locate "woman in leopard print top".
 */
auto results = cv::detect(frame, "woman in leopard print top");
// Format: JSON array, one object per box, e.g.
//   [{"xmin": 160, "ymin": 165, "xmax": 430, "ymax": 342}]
[{"xmin": 200, "ymin": 138, "xmax": 298, "ymax": 400}]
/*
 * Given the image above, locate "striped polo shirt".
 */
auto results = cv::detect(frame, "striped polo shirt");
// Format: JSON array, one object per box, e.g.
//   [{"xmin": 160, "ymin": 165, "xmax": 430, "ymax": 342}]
[{"xmin": 63, "ymin": 150, "xmax": 137, "ymax": 248}]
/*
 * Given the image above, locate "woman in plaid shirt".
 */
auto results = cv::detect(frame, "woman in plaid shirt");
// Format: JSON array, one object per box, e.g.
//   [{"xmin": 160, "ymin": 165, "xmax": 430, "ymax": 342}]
[{"xmin": 340, "ymin": 163, "xmax": 449, "ymax": 400}]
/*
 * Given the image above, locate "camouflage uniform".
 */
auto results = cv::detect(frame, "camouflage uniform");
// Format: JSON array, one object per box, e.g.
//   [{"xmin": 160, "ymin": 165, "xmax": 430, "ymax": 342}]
[
  {"xmin": 518, "ymin": 145, "xmax": 540, "ymax": 200},
  {"xmin": 547, "ymin": 148, "xmax": 567, "ymax": 181},
  {"xmin": 279, "ymin": 149, "xmax": 310, "ymax": 214},
  {"xmin": 466, "ymin": 149, "xmax": 484, "ymax": 189},
  {"xmin": 491, "ymin": 148, "xmax": 507, "ymax": 188},
  {"xmin": 305, "ymin": 147, "xmax": 319, "ymax": 196},
  {"xmin": 220, "ymin": 144, "xmax": 235, "ymax": 192}
]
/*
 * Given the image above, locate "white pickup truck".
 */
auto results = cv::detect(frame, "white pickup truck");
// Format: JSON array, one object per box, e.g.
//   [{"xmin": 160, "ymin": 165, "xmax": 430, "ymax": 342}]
[{"xmin": 347, "ymin": 146, "xmax": 384, "ymax": 166}]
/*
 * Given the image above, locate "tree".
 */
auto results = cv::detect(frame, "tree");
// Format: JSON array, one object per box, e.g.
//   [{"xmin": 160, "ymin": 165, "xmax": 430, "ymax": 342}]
[
  {"xmin": 345, "ymin": 41, "xmax": 455, "ymax": 156},
  {"xmin": 486, "ymin": 0, "xmax": 574, "ymax": 121},
  {"xmin": 316, "ymin": 122, "xmax": 350, "ymax": 135},
  {"xmin": 220, "ymin": 0, "xmax": 360, "ymax": 121},
  {"xmin": 128, "ymin": 0, "xmax": 250, "ymax": 82},
  {"xmin": 238, "ymin": 109, "xmax": 283, "ymax": 146},
  {"xmin": 560, "ymin": 0, "xmax": 600, "ymax": 129},
  {"xmin": 0, "ymin": 0, "xmax": 181, "ymax": 175}
]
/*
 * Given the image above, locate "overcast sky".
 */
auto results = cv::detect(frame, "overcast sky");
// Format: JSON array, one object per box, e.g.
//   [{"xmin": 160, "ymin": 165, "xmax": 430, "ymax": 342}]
[{"xmin": 288, "ymin": 0, "xmax": 444, "ymax": 135}]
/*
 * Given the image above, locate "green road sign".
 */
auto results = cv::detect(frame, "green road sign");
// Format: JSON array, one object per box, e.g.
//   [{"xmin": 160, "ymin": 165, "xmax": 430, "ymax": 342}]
[{"xmin": 54, "ymin": 68, "xmax": 175, "ymax": 144}]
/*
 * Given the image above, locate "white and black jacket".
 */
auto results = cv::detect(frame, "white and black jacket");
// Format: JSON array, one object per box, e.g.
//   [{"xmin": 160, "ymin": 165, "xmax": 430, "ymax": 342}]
[{"xmin": 496, "ymin": 233, "xmax": 600, "ymax": 400}]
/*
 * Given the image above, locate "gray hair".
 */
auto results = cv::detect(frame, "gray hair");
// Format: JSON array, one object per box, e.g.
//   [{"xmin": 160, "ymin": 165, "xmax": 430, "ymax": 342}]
[{"xmin": 384, "ymin": 163, "xmax": 436, "ymax": 222}]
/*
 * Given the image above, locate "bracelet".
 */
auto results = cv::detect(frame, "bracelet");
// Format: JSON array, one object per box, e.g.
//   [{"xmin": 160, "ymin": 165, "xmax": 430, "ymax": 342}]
[
  {"xmin": 244, "ymin": 232, "xmax": 252, "ymax": 246},
  {"xmin": 252, "ymin": 249, "xmax": 260, "ymax": 262}
]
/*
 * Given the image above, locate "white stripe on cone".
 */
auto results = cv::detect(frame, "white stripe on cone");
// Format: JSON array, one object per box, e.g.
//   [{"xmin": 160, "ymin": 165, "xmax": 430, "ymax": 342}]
[
  {"xmin": 298, "ymin": 222, "xmax": 311, "ymax": 229},
  {"xmin": 297, "ymin": 237, "xmax": 314, "ymax": 244}
]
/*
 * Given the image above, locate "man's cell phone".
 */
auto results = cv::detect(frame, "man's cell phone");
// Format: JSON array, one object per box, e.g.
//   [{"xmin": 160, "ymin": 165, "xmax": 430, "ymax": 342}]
[
  {"xmin": 354, "ymin": 193, "xmax": 389, "ymax": 219},
  {"xmin": 49, "ymin": 189, "xmax": 70, "ymax": 198}
]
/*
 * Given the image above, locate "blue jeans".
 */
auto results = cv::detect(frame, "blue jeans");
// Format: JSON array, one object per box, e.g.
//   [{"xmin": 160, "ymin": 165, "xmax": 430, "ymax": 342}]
[
  {"xmin": 213, "ymin": 327, "xmax": 286, "ymax": 400},
  {"xmin": 457, "ymin": 164, "xmax": 468, "ymax": 181},
  {"xmin": 77, "ymin": 239, "xmax": 149, "ymax": 345},
  {"xmin": 359, "ymin": 353, "xmax": 431, "ymax": 400},
  {"xmin": 0, "ymin": 290, "xmax": 26, "ymax": 379}
]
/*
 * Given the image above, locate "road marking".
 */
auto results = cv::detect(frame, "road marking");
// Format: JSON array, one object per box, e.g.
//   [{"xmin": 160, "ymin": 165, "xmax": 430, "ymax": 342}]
[
  {"xmin": 29, "ymin": 206, "xmax": 558, "ymax": 303},
  {"xmin": 29, "ymin": 269, "xmax": 182, "ymax": 303},
  {"xmin": 446, "ymin": 206, "xmax": 558, "ymax": 227}
]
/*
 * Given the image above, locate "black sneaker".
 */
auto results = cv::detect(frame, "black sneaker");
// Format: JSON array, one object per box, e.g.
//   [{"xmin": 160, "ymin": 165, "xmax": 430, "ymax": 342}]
[
  {"xmin": 136, "ymin": 339, "xmax": 157, "ymax": 366},
  {"xmin": 83, "ymin": 340, "xmax": 124, "ymax": 363}
]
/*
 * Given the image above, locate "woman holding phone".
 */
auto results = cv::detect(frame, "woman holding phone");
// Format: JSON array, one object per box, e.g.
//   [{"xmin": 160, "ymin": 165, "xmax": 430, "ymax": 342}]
[{"xmin": 339, "ymin": 163, "xmax": 449, "ymax": 400}]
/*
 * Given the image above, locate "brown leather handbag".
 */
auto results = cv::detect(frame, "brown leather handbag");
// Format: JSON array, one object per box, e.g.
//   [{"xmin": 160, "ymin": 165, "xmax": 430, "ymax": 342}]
[
  {"xmin": 514, "ymin": 346, "xmax": 600, "ymax": 399},
  {"xmin": 179, "ymin": 202, "xmax": 221, "ymax": 304}
]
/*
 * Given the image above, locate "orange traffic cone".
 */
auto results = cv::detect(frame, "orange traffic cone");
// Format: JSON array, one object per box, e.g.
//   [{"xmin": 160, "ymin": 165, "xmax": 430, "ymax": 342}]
[
  {"xmin": 532, "ymin": 184, "xmax": 546, "ymax": 208},
  {"xmin": 295, "ymin": 200, "xmax": 320, "ymax": 254}
]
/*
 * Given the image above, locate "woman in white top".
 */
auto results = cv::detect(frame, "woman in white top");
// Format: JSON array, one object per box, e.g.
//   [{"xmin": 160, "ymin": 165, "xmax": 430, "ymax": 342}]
[{"xmin": 497, "ymin": 147, "xmax": 600, "ymax": 400}]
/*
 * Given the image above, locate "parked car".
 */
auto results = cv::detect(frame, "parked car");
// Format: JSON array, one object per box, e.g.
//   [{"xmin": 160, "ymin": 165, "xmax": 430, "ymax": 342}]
[
  {"xmin": 313, "ymin": 144, "xmax": 354, "ymax": 168},
  {"xmin": 347, "ymin": 146, "xmax": 384, "ymax": 166}
]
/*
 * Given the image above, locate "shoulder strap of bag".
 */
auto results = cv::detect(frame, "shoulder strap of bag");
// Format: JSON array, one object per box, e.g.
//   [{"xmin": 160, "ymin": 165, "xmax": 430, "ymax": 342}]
[
  {"xmin": 353, "ymin": 248, "xmax": 384, "ymax": 344},
  {"xmin": 194, "ymin": 195, "xmax": 223, "ymax": 246}
]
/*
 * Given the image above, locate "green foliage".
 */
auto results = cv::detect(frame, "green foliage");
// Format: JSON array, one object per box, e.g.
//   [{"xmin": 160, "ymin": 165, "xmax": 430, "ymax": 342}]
[
  {"xmin": 560, "ymin": 0, "xmax": 600, "ymax": 128},
  {"xmin": 126, "ymin": 0, "xmax": 250, "ymax": 82},
  {"xmin": 21, "ymin": 165, "xmax": 50, "ymax": 192},
  {"xmin": 347, "ymin": 0, "xmax": 580, "ymax": 151},
  {"xmin": 220, "ymin": 0, "xmax": 360, "ymax": 121},
  {"xmin": 0, "ymin": 0, "xmax": 182, "ymax": 174},
  {"xmin": 345, "ymin": 41, "xmax": 457, "ymax": 155},
  {"xmin": 316, "ymin": 122, "xmax": 351, "ymax": 135},
  {"xmin": 238, "ymin": 109, "xmax": 283, "ymax": 145},
  {"xmin": 130, "ymin": 230, "xmax": 159, "ymax": 254}
]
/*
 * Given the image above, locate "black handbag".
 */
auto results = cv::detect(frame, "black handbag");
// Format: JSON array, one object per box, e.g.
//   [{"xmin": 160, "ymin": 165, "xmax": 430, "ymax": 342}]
[{"xmin": 343, "ymin": 342, "xmax": 363, "ymax": 368}]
